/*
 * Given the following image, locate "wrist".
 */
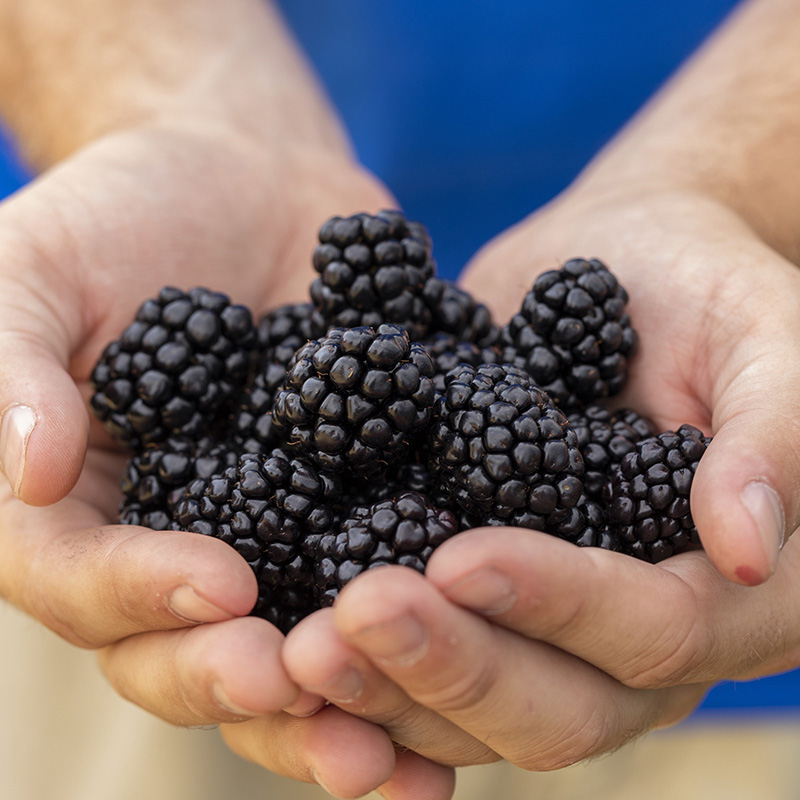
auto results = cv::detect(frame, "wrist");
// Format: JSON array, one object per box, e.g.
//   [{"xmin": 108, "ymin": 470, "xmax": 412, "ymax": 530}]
[{"xmin": 0, "ymin": 0, "xmax": 352, "ymax": 169}]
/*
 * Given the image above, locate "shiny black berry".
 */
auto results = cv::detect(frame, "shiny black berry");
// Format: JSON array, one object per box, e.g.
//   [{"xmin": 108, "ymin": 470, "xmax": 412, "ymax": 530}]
[
  {"xmin": 272, "ymin": 324, "xmax": 436, "ymax": 477},
  {"xmin": 604, "ymin": 424, "xmax": 711, "ymax": 562},
  {"xmin": 309, "ymin": 210, "xmax": 436, "ymax": 339},
  {"xmin": 90, "ymin": 286, "xmax": 256, "ymax": 448}
]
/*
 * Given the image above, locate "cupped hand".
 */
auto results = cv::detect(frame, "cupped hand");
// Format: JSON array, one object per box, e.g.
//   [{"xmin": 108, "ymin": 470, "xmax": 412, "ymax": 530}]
[
  {"xmin": 0, "ymin": 120, "xmax": 458, "ymax": 798},
  {"xmin": 283, "ymin": 185, "xmax": 800, "ymax": 780}
]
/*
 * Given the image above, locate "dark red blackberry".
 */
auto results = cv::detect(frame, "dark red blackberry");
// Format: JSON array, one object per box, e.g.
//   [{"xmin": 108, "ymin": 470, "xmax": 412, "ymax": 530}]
[
  {"xmin": 427, "ymin": 363, "xmax": 584, "ymax": 536},
  {"xmin": 501, "ymin": 258, "xmax": 638, "ymax": 408},
  {"xmin": 272, "ymin": 324, "xmax": 436, "ymax": 477},
  {"xmin": 422, "ymin": 277, "xmax": 499, "ymax": 346},
  {"xmin": 118, "ymin": 435, "xmax": 238, "ymax": 530},
  {"xmin": 173, "ymin": 450, "xmax": 341, "ymax": 633},
  {"xmin": 604, "ymin": 424, "xmax": 711, "ymax": 563},
  {"xmin": 309, "ymin": 210, "xmax": 436, "ymax": 339},
  {"xmin": 569, "ymin": 405, "xmax": 657, "ymax": 502},
  {"xmin": 315, "ymin": 492, "xmax": 458, "ymax": 607},
  {"xmin": 90, "ymin": 286, "xmax": 256, "ymax": 449}
]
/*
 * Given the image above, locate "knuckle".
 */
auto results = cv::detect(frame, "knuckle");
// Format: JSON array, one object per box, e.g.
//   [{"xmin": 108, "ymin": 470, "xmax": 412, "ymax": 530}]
[{"xmin": 417, "ymin": 656, "xmax": 499, "ymax": 714}]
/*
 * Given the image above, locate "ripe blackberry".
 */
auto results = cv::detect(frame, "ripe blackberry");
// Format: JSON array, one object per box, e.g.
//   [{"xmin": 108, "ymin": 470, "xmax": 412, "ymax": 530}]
[
  {"xmin": 315, "ymin": 492, "xmax": 458, "ymax": 607},
  {"xmin": 90, "ymin": 286, "xmax": 256, "ymax": 448},
  {"xmin": 309, "ymin": 210, "xmax": 436, "ymax": 339},
  {"xmin": 256, "ymin": 302, "xmax": 315, "ymax": 368},
  {"xmin": 428, "ymin": 363, "xmax": 584, "ymax": 536},
  {"xmin": 119, "ymin": 435, "xmax": 238, "ymax": 530},
  {"xmin": 422, "ymin": 277, "xmax": 499, "ymax": 346},
  {"xmin": 422, "ymin": 332, "xmax": 501, "ymax": 394},
  {"xmin": 604, "ymin": 424, "xmax": 711, "ymax": 563},
  {"xmin": 569, "ymin": 405, "xmax": 657, "ymax": 502},
  {"xmin": 501, "ymin": 258, "xmax": 638, "ymax": 408},
  {"xmin": 174, "ymin": 450, "xmax": 341, "ymax": 633},
  {"xmin": 272, "ymin": 324, "xmax": 436, "ymax": 477}
]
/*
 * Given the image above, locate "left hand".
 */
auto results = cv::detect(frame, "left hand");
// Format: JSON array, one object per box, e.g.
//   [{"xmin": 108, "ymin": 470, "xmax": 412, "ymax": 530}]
[{"xmin": 283, "ymin": 183, "xmax": 800, "ymax": 777}]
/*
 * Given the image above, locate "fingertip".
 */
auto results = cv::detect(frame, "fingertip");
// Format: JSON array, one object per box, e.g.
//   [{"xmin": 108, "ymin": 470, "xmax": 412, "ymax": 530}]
[
  {"xmin": 378, "ymin": 750, "xmax": 457, "ymax": 800},
  {"xmin": 1, "ymin": 376, "xmax": 89, "ymax": 506}
]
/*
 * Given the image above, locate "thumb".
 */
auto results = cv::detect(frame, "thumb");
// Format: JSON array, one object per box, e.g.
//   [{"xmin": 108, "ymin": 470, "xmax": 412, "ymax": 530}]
[
  {"xmin": 691, "ymin": 277, "xmax": 800, "ymax": 586},
  {"xmin": 0, "ymin": 268, "xmax": 89, "ymax": 506}
]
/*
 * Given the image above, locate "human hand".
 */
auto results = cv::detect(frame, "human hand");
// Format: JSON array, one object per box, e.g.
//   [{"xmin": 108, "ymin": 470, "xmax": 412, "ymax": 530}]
[{"xmin": 282, "ymin": 184, "xmax": 800, "ymax": 785}]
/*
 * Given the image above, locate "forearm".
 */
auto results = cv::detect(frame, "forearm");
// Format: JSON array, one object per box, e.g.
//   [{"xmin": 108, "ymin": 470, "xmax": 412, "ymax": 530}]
[
  {"xmin": 574, "ymin": 0, "xmax": 800, "ymax": 262},
  {"xmin": 0, "ymin": 0, "xmax": 351, "ymax": 169}
]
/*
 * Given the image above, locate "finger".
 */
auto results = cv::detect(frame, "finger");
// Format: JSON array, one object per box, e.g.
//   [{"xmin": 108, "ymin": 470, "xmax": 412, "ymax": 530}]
[
  {"xmin": 221, "ymin": 705, "xmax": 399, "ymax": 799},
  {"xmin": 284, "ymin": 608, "xmax": 498, "ymax": 766},
  {"xmin": 685, "ymin": 254, "xmax": 800, "ymax": 584},
  {"xmin": 378, "ymin": 749, "xmax": 456, "ymax": 800},
  {"xmin": 426, "ymin": 527, "xmax": 800, "ymax": 688},
  {"xmin": 0, "ymin": 491, "xmax": 257, "ymax": 647},
  {"xmin": 98, "ymin": 616, "xmax": 311, "ymax": 726},
  {"xmin": 333, "ymin": 567, "xmax": 706, "ymax": 770},
  {"xmin": 0, "ymin": 267, "xmax": 89, "ymax": 505}
]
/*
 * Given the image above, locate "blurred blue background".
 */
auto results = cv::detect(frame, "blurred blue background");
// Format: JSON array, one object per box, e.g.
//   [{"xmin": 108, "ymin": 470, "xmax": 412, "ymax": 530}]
[{"xmin": 0, "ymin": 0, "xmax": 794, "ymax": 717}]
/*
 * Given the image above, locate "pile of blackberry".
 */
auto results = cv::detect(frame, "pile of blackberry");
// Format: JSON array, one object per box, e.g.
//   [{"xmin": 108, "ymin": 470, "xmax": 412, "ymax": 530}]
[{"xmin": 90, "ymin": 209, "xmax": 711, "ymax": 632}]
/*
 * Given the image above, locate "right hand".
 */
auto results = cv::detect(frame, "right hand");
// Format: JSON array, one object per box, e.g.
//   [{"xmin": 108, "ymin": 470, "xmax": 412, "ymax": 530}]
[{"xmin": 0, "ymin": 120, "xmax": 456, "ymax": 799}]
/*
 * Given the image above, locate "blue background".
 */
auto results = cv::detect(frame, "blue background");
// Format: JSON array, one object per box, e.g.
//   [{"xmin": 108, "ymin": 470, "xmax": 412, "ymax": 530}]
[{"xmin": 1, "ymin": 0, "xmax": 796, "ymax": 716}]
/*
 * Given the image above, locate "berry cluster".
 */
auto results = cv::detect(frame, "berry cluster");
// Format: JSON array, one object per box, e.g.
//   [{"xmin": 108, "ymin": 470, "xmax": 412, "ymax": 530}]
[{"xmin": 90, "ymin": 209, "xmax": 711, "ymax": 631}]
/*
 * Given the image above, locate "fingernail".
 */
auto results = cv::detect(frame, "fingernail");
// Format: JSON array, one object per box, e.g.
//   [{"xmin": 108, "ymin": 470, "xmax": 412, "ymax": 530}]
[
  {"xmin": 441, "ymin": 568, "xmax": 517, "ymax": 614},
  {"xmin": 741, "ymin": 480, "xmax": 785, "ymax": 575},
  {"xmin": 306, "ymin": 666, "xmax": 365, "ymax": 704},
  {"xmin": 349, "ymin": 614, "xmax": 428, "ymax": 667},
  {"xmin": 284, "ymin": 693, "xmax": 327, "ymax": 718},
  {"xmin": 167, "ymin": 585, "xmax": 233, "ymax": 624},
  {"xmin": 212, "ymin": 683, "xmax": 259, "ymax": 717},
  {"xmin": 0, "ymin": 404, "xmax": 37, "ymax": 496}
]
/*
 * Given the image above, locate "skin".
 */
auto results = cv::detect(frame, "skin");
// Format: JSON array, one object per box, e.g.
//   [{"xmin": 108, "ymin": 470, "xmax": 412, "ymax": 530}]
[{"xmin": 2, "ymin": 0, "xmax": 800, "ymax": 798}]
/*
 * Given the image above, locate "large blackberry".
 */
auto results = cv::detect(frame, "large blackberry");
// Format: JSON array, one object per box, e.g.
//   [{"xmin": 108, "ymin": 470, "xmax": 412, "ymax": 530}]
[
  {"xmin": 604, "ymin": 424, "xmax": 711, "ymax": 563},
  {"xmin": 173, "ymin": 450, "xmax": 341, "ymax": 632},
  {"xmin": 90, "ymin": 287, "xmax": 256, "ymax": 448},
  {"xmin": 315, "ymin": 492, "xmax": 458, "ymax": 607},
  {"xmin": 569, "ymin": 405, "xmax": 657, "ymax": 502},
  {"xmin": 422, "ymin": 277, "xmax": 499, "ymax": 346},
  {"xmin": 272, "ymin": 324, "xmax": 436, "ymax": 477},
  {"xmin": 119, "ymin": 435, "xmax": 238, "ymax": 530},
  {"xmin": 309, "ymin": 210, "xmax": 436, "ymax": 339},
  {"xmin": 501, "ymin": 258, "xmax": 638, "ymax": 409},
  {"xmin": 428, "ymin": 363, "xmax": 584, "ymax": 536}
]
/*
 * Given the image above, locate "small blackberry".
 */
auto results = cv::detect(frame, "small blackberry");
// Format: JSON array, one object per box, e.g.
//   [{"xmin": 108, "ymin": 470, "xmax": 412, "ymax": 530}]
[
  {"xmin": 428, "ymin": 363, "xmax": 584, "ymax": 536},
  {"xmin": 272, "ymin": 324, "xmax": 436, "ymax": 477},
  {"xmin": 119, "ymin": 435, "xmax": 238, "ymax": 530},
  {"xmin": 174, "ymin": 450, "xmax": 341, "ymax": 632},
  {"xmin": 422, "ymin": 277, "xmax": 499, "ymax": 346},
  {"xmin": 604, "ymin": 424, "xmax": 711, "ymax": 563},
  {"xmin": 315, "ymin": 491, "xmax": 458, "ymax": 607},
  {"xmin": 501, "ymin": 258, "xmax": 638, "ymax": 408},
  {"xmin": 256, "ymin": 302, "xmax": 315, "ymax": 368},
  {"xmin": 422, "ymin": 332, "xmax": 501, "ymax": 394},
  {"xmin": 309, "ymin": 210, "xmax": 436, "ymax": 339},
  {"xmin": 90, "ymin": 286, "xmax": 256, "ymax": 448},
  {"xmin": 569, "ymin": 405, "xmax": 657, "ymax": 502}
]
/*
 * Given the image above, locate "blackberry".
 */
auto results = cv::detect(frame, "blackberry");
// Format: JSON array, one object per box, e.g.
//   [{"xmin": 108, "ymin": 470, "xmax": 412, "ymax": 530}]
[
  {"xmin": 422, "ymin": 332, "xmax": 501, "ymax": 394},
  {"xmin": 256, "ymin": 302, "xmax": 315, "ymax": 369},
  {"xmin": 315, "ymin": 492, "xmax": 458, "ymax": 607},
  {"xmin": 501, "ymin": 258, "xmax": 638, "ymax": 408},
  {"xmin": 569, "ymin": 405, "xmax": 657, "ymax": 502},
  {"xmin": 428, "ymin": 363, "xmax": 584, "ymax": 536},
  {"xmin": 309, "ymin": 210, "xmax": 436, "ymax": 339},
  {"xmin": 422, "ymin": 277, "xmax": 499, "ymax": 346},
  {"xmin": 604, "ymin": 424, "xmax": 711, "ymax": 563},
  {"xmin": 229, "ymin": 303, "xmax": 316, "ymax": 455},
  {"xmin": 174, "ymin": 450, "xmax": 341, "ymax": 632},
  {"xmin": 90, "ymin": 286, "xmax": 256, "ymax": 448},
  {"xmin": 119, "ymin": 435, "xmax": 238, "ymax": 529},
  {"xmin": 272, "ymin": 324, "xmax": 436, "ymax": 477}
]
